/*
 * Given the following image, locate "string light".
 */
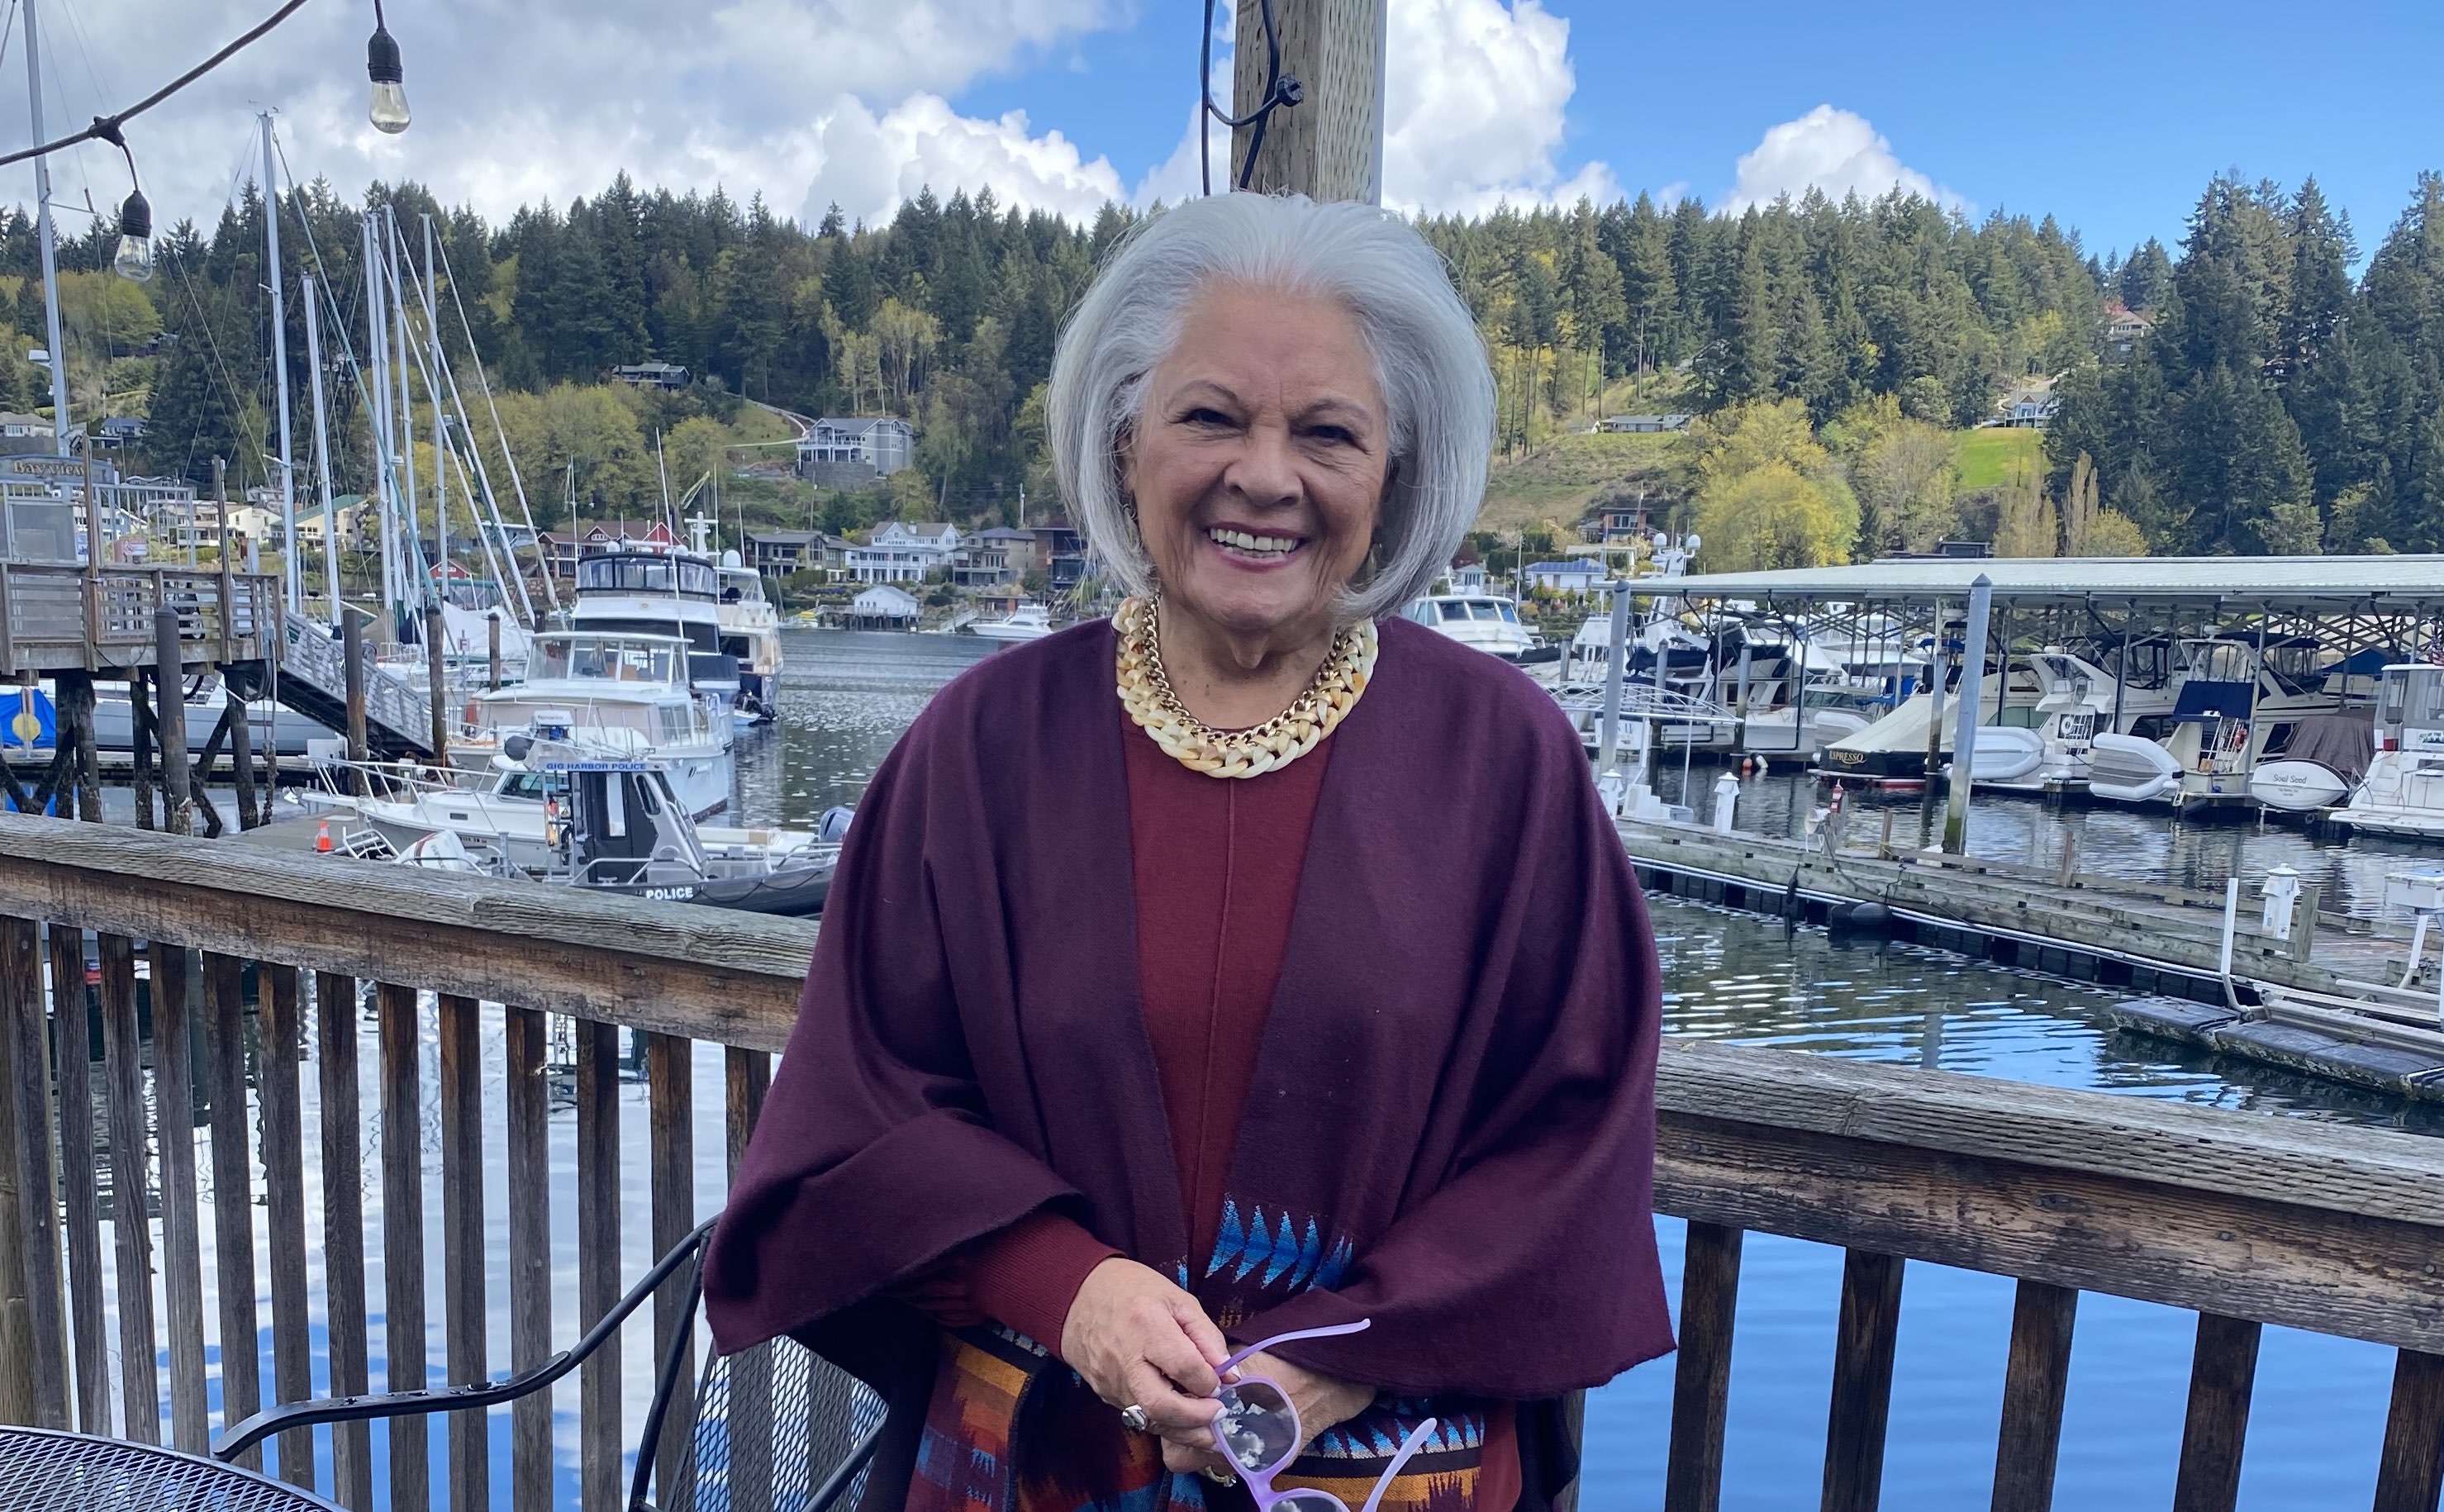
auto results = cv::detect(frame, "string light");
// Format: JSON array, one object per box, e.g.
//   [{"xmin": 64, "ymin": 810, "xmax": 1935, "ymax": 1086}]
[
  {"xmin": 88, "ymin": 119, "xmax": 154, "ymax": 283},
  {"xmin": 367, "ymin": 0, "xmax": 411, "ymax": 135}
]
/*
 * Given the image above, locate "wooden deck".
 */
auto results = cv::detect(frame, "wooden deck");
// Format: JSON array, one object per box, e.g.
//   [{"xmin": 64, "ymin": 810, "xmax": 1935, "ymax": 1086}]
[
  {"xmin": 0, "ymin": 563, "xmax": 281, "ymax": 676},
  {"xmin": 0, "ymin": 813, "xmax": 2442, "ymax": 1510}
]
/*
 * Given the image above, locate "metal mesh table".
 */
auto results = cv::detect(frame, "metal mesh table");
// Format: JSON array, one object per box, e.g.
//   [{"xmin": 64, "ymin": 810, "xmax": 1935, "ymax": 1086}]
[{"xmin": 0, "ymin": 1428, "xmax": 345, "ymax": 1512}]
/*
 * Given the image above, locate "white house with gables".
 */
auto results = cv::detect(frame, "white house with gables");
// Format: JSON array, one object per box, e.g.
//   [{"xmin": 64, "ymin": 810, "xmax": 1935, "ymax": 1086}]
[
  {"xmin": 847, "ymin": 521, "xmax": 960, "ymax": 583},
  {"xmin": 798, "ymin": 417, "xmax": 915, "ymax": 480}
]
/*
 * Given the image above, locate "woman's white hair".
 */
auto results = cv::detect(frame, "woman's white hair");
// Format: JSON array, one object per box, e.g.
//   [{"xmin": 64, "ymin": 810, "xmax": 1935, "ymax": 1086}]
[{"xmin": 1048, "ymin": 193, "xmax": 1495, "ymax": 622}]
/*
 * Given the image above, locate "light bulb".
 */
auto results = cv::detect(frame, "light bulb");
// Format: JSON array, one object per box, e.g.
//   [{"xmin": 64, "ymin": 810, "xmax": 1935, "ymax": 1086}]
[
  {"xmin": 114, "ymin": 233, "xmax": 154, "ymax": 283},
  {"xmin": 113, "ymin": 188, "xmax": 155, "ymax": 283},
  {"xmin": 367, "ymin": 22, "xmax": 411, "ymax": 134},
  {"xmin": 369, "ymin": 78, "xmax": 411, "ymax": 134}
]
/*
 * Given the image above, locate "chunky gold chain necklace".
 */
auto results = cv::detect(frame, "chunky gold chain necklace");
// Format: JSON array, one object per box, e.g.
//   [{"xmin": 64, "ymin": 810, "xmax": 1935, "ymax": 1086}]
[{"xmin": 1114, "ymin": 595, "xmax": 1377, "ymax": 779}]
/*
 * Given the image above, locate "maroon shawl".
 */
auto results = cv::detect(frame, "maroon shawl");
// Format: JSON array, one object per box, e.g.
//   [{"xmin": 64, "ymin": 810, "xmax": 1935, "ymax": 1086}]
[{"xmin": 705, "ymin": 616, "xmax": 1672, "ymax": 1500}]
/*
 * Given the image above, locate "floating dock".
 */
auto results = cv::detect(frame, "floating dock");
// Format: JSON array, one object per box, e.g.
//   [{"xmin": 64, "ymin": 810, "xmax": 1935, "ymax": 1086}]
[{"xmin": 1618, "ymin": 817, "xmax": 2444, "ymax": 1097}]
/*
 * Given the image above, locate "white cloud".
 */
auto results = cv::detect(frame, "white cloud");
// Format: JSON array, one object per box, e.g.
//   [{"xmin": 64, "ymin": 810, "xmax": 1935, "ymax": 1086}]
[
  {"xmin": 802, "ymin": 96, "xmax": 1125, "ymax": 226},
  {"xmin": 1721, "ymin": 105, "xmax": 1965, "ymax": 215},
  {"xmin": 1383, "ymin": 0, "xmax": 1616, "ymax": 214},
  {"xmin": 26, "ymin": 0, "xmax": 1120, "ymax": 227}
]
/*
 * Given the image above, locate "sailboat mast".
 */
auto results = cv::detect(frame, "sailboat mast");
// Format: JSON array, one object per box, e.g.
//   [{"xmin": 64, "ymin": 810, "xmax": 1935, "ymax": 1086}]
[
  {"xmin": 23, "ymin": 0, "xmax": 71, "ymax": 455},
  {"xmin": 421, "ymin": 214, "xmax": 446, "ymax": 592},
  {"xmin": 387, "ymin": 210, "xmax": 424, "ymax": 616},
  {"xmin": 260, "ymin": 114, "xmax": 300, "ymax": 611},
  {"xmin": 302, "ymin": 271, "xmax": 340, "ymax": 614},
  {"xmin": 364, "ymin": 216, "xmax": 398, "ymax": 622}
]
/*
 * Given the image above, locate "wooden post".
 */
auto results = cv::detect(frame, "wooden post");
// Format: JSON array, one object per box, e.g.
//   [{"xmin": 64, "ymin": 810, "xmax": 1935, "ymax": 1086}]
[
  {"xmin": 1664, "ymin": 1223, "xmax": 1743, "ymax": 1512},
  {"xmin": 55, "ymin": 673, "xmax": 102, "ymax": 822},
  {"xmin": 1990, "ymin": 1281, "xmax": 2078, "ymax": 1512},
  {"xmin": 131, "ymin": 668, "xmax": 155, "ymax": 830},
  {"xmin": 227, "ymin": 692, "xmax": 258, "ymax": 830},
  {"xmin": 154, "ymin": 608, "xmax": 193, "ymax": 836},
  {"xmin": 48, "ymin": 925, "xmax": 109, "ymax": 1434},
  {"xmin": 378, "ymin": 983, "xmax": 430, "ymax": 1512},
  {"xmin": 1822, "ymin": 1249, "xmax": 1906, "ymax": 1512},
  {"xmin": 424, "ymin": 601, "xmax": 449, "ymax": 763},
  {"xmin": 488, "ymin": 611, "xmax": 502, "ymax": 692},
  {"xmin": 342, "ymin": 609, "xmax": 369, "ymax": 788},
  {"xmin": 202, "ymin": 954, "xmax": 262, "ymax": 1469},
  {"xmin": 314, "ymin": 972, "xmax": 374, "ymax": 1512},
  {"xmin": 1230, "ymin": 0, "xmax": 1385, "ymax": 202},
  {"xmin": 2173, "ymin": 1313, "xmax": 2261, "ymax": 1512},
  {"xmin": 261, "ymin": 968, "xmax": 314, "ymax": 1489},
  {"xmin": 577, "ymin": 1019, "xmax": 621, "ymax": 1512},
  {"xmin": 505, "ymin": 1006, "xmax": 553, "ymax": 1512},
  {"xmin": 2289, "ymin": 883, "xmax": 2322, "ymax": 963},
  {"xmin": 150, "ymin": 944, "xmax": 209, "ymax": 1453},
  {"xmin": 0, "ymin": 915, "xmax": 67, "ymax": 1429}
]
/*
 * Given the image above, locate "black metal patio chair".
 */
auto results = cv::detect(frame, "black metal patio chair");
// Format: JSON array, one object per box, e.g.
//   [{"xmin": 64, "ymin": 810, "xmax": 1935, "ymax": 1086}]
[{"xmin": 212, "ymin": 1220, "xmax": 895, "ymax": 1512}]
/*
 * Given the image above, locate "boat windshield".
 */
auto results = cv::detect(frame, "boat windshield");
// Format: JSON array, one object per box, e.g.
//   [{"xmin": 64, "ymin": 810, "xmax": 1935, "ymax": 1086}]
[
  {"xmin": 578, "ymin": 553, "xmax": 719, "ymax": 599},
  {"xmin": 2182, "ymin": 641, "xmax": 2257, "ymax": 683},
  {"xmin": 529, "ymin": 635, "xmax": 683, "ymax": 686},
  {"xmin": 719, "ymin": 568, "xmax": 767, "ymax": 606}
]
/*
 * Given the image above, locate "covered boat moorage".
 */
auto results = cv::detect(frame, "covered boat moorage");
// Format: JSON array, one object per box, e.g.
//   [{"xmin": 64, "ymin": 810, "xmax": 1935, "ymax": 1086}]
[{"xmin": 1639, "ymin": 554, "xmax": 2444, "ymax": 815}]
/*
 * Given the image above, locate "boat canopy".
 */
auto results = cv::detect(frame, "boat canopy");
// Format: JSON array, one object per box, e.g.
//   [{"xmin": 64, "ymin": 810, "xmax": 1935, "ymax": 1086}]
[{"xmin": 1652, "ymin": 554, "xmax": 2444, "ymax": 612}]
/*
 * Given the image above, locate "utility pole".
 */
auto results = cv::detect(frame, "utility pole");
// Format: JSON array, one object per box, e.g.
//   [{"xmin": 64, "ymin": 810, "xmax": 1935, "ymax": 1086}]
[
  {"xmin": 24, "ymin": 0, "xmax": 72, "ymax": 454},
  {"xmin": 1230, "ymin": 0, "xmax": 1386, "ymax": 202}
]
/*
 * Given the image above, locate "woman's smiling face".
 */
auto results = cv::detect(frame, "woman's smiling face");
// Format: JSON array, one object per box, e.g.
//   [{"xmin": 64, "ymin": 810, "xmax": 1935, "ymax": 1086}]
[{"xmin": 1125, "ymin": 283, "xmax": 1391, "ymax": 650}]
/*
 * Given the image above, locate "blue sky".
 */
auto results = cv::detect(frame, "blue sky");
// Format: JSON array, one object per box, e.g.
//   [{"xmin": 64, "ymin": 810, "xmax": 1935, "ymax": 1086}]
[{"xmin": 35, "ymin": 0, "xmax": 2444, "ymax": 263}]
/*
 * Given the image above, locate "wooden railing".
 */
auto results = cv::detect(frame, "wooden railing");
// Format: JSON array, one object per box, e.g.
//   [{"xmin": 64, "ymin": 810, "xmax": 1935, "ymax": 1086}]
[
  {"xmin": 0, "ymin": 811, "xmax": 2442, "ymax": 1512},
  {"xmin": 0, "ymin": 563, "xmax": 282, "ymax": 674}
]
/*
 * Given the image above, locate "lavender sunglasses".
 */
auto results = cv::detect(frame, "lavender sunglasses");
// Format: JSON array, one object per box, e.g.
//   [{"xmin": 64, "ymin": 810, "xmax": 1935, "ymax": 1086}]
[{"xmin": 1208, "ymin": 1319, "xmax": 1438, "ymax": 1512}]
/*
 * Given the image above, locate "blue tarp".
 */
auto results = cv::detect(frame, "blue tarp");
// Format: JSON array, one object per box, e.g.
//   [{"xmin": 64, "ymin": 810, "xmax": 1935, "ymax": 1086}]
[
  {"xmin": 2, "ymin": 686, "xmax": 54, "ymax": 753},
  {"xmin": 2173, "ymin": 680, "xmax": 2256, "ymax": 723}
]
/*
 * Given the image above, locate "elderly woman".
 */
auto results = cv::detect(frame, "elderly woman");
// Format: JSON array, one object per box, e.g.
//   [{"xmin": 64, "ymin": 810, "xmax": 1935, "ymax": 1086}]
[{"xmin": 706, "ymin": 193, "xmax": 1671, "ymax": 1512}]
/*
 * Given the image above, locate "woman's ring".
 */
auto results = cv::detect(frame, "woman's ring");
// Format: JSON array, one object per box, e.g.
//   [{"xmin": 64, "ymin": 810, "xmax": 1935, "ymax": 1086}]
[
  {"xmin": 1201, "ymin": 1464, "xmax": 1239, "ymax": 1486},
  {"xmin": 1119, "ymin": 1404, "xmax": 1152, "ymax": 1434}
]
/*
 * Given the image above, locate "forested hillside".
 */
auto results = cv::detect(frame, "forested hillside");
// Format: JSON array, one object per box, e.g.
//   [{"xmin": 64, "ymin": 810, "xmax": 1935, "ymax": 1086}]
[{"xmin": 4, "ymin": 167, "xmax": 2442, "ymax": 558}]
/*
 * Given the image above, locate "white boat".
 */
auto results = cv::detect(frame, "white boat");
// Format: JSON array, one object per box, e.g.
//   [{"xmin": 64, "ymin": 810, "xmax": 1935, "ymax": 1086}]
[
  {"xmin": 970, "ymin": 603, "xmax": 1055, "ymax": 643},
  {"xmin": 454, "ymin": 630, "xmax": 735, "ymax": 818},
  {"xmin": 569, "ymin": 544, "xmax": 741, "ymax": 706},
  {"xmin": 716, "ymin": 552, "xmax": 783, "ymax": 723},
  {"xmin": 2248, "ymin": 711, "xmax": 2375, "ymax": 813},
  {"xmin": 2331, "ymin": 664, "xmax": 2444, "ymax": 839},
  {"xmin": 2087, "ymin": 636, "xmax": 2349, "ymax": 813},
  {"xmin": 1397, "ymin": 593, "xmax": 1555, "ymax": 665}
]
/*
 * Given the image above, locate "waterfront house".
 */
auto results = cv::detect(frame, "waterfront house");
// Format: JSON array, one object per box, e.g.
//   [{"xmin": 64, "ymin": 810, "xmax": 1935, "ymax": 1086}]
[
  {"xmin": 2102, "ymin": 304, "xmax": 2155, "ymax": 350},
  {"xmin": 848, "ymin": 521, "xmax": 959, "ymax": 583},
  {"xmin": 797, "ymin": 417, "xmax": 915, "ymax": 482},
  {"xmin": 953, "ymin": 526, "xmax": 1034, "ymax": 587},
  {"xmin": 1581, "ymin": 496, "xmax": 1655, "ymax": 548},
  {"xmin": 744, "ymin": 529, "xmax": 853, "ymax": 576},
  {"xmin": 1600, "ymin": 413, "xmax": 1692, "ymax": 435},
  {"xmin": 1031, "ymin": 516, "xmax": 1089, "ymax": 591},
  {"xmin": 1524, "ymin": 558, "xmax": 1609, "ymax": 592},
  {"xmin": 849, "ymin": 582, "xmax": 921, "ymax": 626}
]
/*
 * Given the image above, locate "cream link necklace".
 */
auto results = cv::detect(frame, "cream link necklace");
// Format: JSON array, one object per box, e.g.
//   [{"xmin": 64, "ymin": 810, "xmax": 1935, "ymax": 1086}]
[{"xmin": 1114, "ymin": 595, "xmax": 1377, "ymax": 778}]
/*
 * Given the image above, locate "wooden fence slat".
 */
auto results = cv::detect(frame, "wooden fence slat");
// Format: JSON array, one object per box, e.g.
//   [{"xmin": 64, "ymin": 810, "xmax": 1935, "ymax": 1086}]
[
  {"xmin": 438, "ymin": 994, "xmax": 488, "ymax": 1512},
  {"xmin": 2372, "ymin": 1349, "xmax": 2444, "ymax": 1512},
  {"xmin": 0, "ymin": 915, "xmax": 36, "ymax": 1426},
  {"xmin": 1990, "ymin": 1281, "xmax": 2078, "ymax": 1512},
  {"xmin": 1664, "ymin": 1221, "xmax": 1743, "ymax": 1512},
  {"xmin": 723, "ymin": 1047, "xmax": 774, "ymax": 1510},
  {"xmin": 2171, "ymin": 1313, "xmax": 2261, "ymax": 1512},
  {"xmin": 725, "ymin": 1046, "xmax": 768, "ymax": 1184},
  {"xmin": 201, "ymin": 953, "xmax": 260, "ymax": 1467},
  {"xmin": 577, "ymin": 1019, "xmax": 621, "ymax": 1512},
  {"xmin": 261, "ymin": 966, "xmax": 313, "ymax": 1488},
  {"xmin": 95, "ymin": 931, "xmax": 159, "ymax": 1443},
  {"xmin": 1821, "ymin": 1249, "xmax": 1905, "ymax": 1512},
  {"xmin": 315, "ymin": 972, "xmax": 373, "ymax": 1512},
  {"xmin": 1, "ymin": 916, "xmax": 66, "ymax": 1429},
  {"xmin": 503, "ymin": 1007, "xmax": 552, "ymax": 1512},
  {"xmin": 149, "ymin": 943, "xmax": 208, "ymax": 1453},
  {"xmin": 378, "ymin": 982, "xmax": 430, "ymax": 1512},
  {"xmin": 50, "ymin": 924, "xmax": 109, "ymax": 1434},
  {"xmin": 648, "ymin": 1031, "xmax": 695, "ymax": 1504}
]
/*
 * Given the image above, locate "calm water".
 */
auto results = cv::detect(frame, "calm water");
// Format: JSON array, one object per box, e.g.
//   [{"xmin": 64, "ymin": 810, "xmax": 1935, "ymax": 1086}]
[
  {"xmin": 140, "ymin": 629, "xmax": 2438, "ymax": 1509},
  {"xmin": 744, "ymin": 629, "xmax": 2440, "ymax": 1510}
]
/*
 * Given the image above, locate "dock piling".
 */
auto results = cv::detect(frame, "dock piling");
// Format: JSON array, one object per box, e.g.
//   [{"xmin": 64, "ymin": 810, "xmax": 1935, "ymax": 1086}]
[
  {"xmin": 424, "ymin": 603, "xmax": 449, "ymax": 764},
  {"xmin": 1942, "ymin": 575, "xmax": 1993, "ymax": 853},
  {"xmin": 154, "ymin": 608, "xmax": 193, "ymax": 836},
  {"xmin": 342, "ymin": 609, "xmax": 369, "ymax": 793}
]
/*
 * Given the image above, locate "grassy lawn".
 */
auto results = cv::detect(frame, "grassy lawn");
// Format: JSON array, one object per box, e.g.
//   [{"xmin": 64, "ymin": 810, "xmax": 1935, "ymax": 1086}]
[
  {"xmin": 1954, "ymin": 426, "xmax": 2044, "ymax": 491},
  {"xmin": 1476, "ymin": 430, "xmax": 1676, "ymax": 536}
]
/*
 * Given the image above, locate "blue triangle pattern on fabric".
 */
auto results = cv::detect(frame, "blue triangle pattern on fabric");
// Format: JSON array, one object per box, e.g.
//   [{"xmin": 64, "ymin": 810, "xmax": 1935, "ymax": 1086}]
[
  {"xmin": 1235, "ymin": 1209, "xmax": 1272, "ymax": 1282},
  {"xmin": 1205, "ymin": 1200, "xmax": 1246, "ymax": 1280}
]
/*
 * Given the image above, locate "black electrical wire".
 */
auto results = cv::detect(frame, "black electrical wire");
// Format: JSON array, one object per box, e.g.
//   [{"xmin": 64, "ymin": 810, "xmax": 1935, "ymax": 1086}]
[
  {"xmin": 1200, "ymin": 0, "xmax": 1302, "ymax": 194},
  {"xmin": 0, "ymin": 0, "xmax": 319, "ymax": 172}
]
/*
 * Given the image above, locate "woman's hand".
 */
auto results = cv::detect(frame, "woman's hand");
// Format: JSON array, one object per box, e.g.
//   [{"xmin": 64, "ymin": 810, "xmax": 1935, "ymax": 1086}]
[
  {"xmin": 1229, "ymin": 1349, "xmax": 1376, "ymax": 1456},
  {"xmin": 1062, "ymin": 1258, "xmax": 1229, "ymax": 1462}
]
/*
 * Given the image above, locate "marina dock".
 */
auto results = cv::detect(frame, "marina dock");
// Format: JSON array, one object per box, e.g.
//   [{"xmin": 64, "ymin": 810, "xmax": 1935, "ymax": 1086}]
[{"xmin": 1619, "ymin": 815, "xmax": 2444, "ymax": 1101}]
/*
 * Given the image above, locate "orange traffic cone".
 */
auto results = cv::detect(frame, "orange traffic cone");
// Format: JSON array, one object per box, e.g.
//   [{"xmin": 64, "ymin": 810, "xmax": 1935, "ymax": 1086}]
[{"xmin": 315, "ymin": 818, "xmax": 333, "ymax": 853}]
